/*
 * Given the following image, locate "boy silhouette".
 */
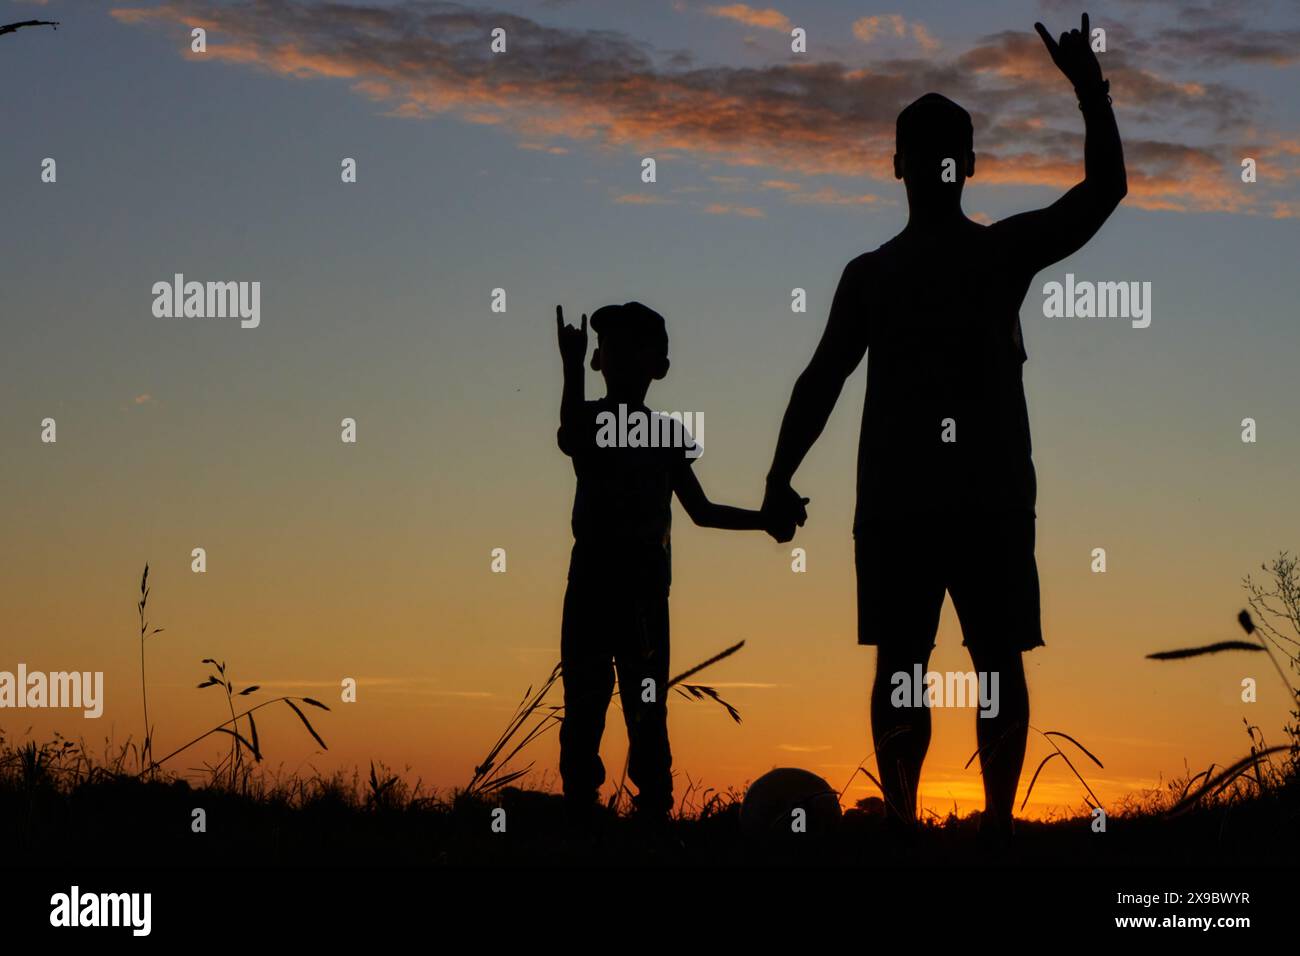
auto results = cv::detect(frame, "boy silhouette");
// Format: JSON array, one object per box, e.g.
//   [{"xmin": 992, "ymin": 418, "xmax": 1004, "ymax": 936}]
[
  {"xmin": 555, "ymin": 302, "xmax": 789, "ymax": 830},
  {"xmin": 761, "ymin": 14, "xmax": 1126, "ymax": 840}
]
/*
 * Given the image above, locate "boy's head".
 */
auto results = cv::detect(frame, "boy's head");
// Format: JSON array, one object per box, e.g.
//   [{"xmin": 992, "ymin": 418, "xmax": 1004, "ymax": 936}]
[
  {"xmin": 590, "ymin": 301, "xmax": 670, "ymax": 391},
  {"xmin": 893, "ymin": 92, "xmax": 975, "ymax": 195}
]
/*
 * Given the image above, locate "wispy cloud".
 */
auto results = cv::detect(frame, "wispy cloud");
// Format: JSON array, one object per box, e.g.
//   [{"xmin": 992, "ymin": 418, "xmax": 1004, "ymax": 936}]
[
  {"xmin": 613, "ymin": 192, "xmax": 677, "ymax": 205},
  {"xmin": 788, "ymin": 187, "xmax": 883, "ymax": 207},
  {"xmin": 518, "ymin": 141, "xmax": 569, "ymax": 155},
  {"xmin": 852, "ymin": 14, "xmax": 941, "ymax": 53},
  {"xmin": 111, "ymin": 1, "xmax": 1298, "ymax": 214},
  {"xmin": 213, "ymin": 677, "xmax": 494, "ymax": 698},
  {"xmin": 703, "ymin": 202, "xmax": 764, "ymax": 217},
  {"xmin": 705, "ymin": 4, "xmax": 791, "ymax": 33}
]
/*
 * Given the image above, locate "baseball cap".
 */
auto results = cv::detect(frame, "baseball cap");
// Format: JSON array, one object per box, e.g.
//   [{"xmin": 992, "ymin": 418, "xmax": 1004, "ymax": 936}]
[{"xmin": 589, "ymin": 301, "xmax": 668, "ymax": 356}]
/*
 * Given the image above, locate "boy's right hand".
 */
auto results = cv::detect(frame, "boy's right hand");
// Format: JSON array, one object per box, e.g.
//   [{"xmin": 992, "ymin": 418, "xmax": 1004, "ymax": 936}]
[{"xmin": 556, "ymin": 305, "xmax": 588, "ymax": 369}]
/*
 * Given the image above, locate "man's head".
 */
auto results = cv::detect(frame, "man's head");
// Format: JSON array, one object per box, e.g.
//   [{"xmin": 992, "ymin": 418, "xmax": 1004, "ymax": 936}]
[
  {"xmin": 894, "ymin": 93, "xmax": 975, "ymax": 198},
  {"xmin": 590, "ymin": 301, "xmax": 670, "ymax": 393}
]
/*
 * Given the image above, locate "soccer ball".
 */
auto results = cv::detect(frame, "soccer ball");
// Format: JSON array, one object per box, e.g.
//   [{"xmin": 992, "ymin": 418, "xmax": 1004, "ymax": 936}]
[{"xmin": 740, "ymin": 767, "xmax": 842, "ymax": 838}]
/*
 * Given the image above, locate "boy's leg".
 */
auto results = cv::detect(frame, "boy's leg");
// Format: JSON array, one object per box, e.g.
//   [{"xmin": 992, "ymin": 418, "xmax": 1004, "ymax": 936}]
[
  {"xmin": 559, "ymin": 582, "xmax": 615, "ymax": 815},
  {"xmin": 614, "ymin": 591, "xmax": 673, "ymax": 818}
]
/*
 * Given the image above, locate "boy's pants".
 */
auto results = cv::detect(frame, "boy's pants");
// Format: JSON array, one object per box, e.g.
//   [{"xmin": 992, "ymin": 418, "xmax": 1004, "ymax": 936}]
[{"xmin": 559, "ymin": 578, "xmax": 673, "ymax": 816}]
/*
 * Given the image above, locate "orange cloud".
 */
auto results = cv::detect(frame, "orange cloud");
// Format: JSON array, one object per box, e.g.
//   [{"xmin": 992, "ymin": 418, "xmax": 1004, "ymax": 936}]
[
  {"xmin": 853, "ymin": 14, "xmax": 905, "ymax": 43},
  {"xmin": 788, "ymin": 187, "xmax": 882, "ymax": 207},
  {"xmin": 613, "ymin": 193, "xmax": 677, "ymax": 205},
  {"xmin": 110, "ymin": 2, "xmax": 1297, "ymax": 216},
  {"xmin": 519, "ymin": 142, "xmax": 570, "ymax": 155},
  {"xmin": 853, "ymin": 14, "xmax": 940, "ymax": 53},
  {"xmin": 706, "ymin": 4, "xmax": 791, "ymax": 32},
  {"xmin": 703, "ymin": 202, "xmax": 765, "ymax": 217}
]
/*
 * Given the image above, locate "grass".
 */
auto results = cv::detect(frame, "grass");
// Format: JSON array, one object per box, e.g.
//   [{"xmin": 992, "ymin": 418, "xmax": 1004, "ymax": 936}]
[
  {"xmin": 2, "ymin": 558, "xmax": 1298, "ymax": 867},
  {"xmin": 3, "ymin": 729, "xmax": 1295, "ymax": 867},
  {"xmin": 131, "ymin": 563, "xmax": 331, "ymax": 791}
]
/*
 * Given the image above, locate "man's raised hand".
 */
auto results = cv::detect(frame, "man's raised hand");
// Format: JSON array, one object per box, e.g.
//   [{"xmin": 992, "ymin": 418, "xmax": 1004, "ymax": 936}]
[
  {"xmin": 1034, "ymin": 13, "xmax": 1104, "ymax": 93},
  {"xmin": 555, "ymin": 306, "xmax": 588, "ymax": 369}
]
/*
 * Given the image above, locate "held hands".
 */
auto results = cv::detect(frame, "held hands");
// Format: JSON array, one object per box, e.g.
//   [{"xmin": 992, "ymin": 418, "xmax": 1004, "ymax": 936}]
[
  {"xmin": 1034, "ymin": 13, "xmax": 1104, "ymax": 94},
  {"xmin": 761, "ymin": 479, "xmax": 809, "ymax": 543},
  {"xmin": 555, "ymin": 305, "xmax": 587, "ymax": 369}
]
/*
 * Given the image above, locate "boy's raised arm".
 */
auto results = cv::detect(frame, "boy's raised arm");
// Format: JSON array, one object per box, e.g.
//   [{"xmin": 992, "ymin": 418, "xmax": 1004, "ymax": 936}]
[
  {"xmin": 995, "ymin": 13, "xmax": 1127, "ymax": 273},
  {"xmin": 555, "ymin": 305, "xmax": 587, "ymax": 455}
]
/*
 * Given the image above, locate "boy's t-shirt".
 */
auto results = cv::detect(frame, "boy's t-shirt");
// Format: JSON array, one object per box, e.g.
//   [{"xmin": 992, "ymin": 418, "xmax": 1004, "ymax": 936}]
[
  {"xmin": 853, "ymin": 224, "xmax": 1038, "ymax": 534},
  {"xmin": 558, "ymin": 398, "xmax": 697, "ymax": 593}
]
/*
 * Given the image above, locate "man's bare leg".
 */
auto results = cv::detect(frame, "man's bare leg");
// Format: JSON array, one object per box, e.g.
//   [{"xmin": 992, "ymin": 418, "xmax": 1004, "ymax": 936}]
[
  {"xmin": 968, "ymin": 646, "xmax": 1029, "ymax": 829},
  {"xmin": 871, "ymin": 645, "xmax": 932, "ymax": 824}
]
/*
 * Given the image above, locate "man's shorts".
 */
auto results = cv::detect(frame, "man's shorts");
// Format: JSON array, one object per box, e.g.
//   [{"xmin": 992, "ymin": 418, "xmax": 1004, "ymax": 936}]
[{"xmin": 854, "ymin": 511, "xmax": 1044, "ymax": 654}]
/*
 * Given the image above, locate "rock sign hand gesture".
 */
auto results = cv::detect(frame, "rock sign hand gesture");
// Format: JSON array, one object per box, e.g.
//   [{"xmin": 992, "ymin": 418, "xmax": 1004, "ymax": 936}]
[
  {"xmin": 556, "ymin": 306, "xmax": 588, "ymax": 368},
  {"xmin": 1034, "ymin": 12, "xmax": 1104, "ymax": 93}
]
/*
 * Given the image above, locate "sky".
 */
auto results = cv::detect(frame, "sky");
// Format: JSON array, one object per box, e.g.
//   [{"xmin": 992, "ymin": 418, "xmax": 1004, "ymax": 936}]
[{"xmin": 2, "ymin": 0, "xmax": 1299, "ymax": 819}]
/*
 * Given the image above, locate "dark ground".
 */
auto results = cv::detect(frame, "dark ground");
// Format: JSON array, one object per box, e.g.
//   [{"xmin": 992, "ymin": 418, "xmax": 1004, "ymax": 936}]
[{"xmin": 5, "ymin": 772, "xmax": 1297, "ymax": 869}]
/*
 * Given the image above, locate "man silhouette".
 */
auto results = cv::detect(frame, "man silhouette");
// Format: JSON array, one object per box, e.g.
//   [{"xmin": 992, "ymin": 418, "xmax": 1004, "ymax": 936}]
[{"xmin": 761, "ymin": 14, "xmax": 1126, "ymax": 840}]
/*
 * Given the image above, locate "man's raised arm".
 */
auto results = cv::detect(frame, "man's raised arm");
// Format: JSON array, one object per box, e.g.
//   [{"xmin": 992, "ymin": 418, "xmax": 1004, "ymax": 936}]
[
  {"xmin": 762, "ymin": 256, "xmax": 872, "ymax": 540},
  {"xmin": 995, "ymin": 13, "xmax": 1127, "ymax": 272}
]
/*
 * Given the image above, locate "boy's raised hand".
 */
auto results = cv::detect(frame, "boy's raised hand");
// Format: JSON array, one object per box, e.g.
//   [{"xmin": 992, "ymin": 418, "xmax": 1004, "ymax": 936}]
[
  {"xmin": 555, "ymin": 305, "xmax": 588, "ymax": 368},
  {"xmin": 1034, "ymin": 12, "xmax": 1104, "ymax": 93}
]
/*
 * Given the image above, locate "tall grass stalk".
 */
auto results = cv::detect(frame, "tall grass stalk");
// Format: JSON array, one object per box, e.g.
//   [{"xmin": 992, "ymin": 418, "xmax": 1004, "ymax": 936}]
[{"xmin": 136, "ymin": 564, "xmax": 164, "ymax": 775}]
